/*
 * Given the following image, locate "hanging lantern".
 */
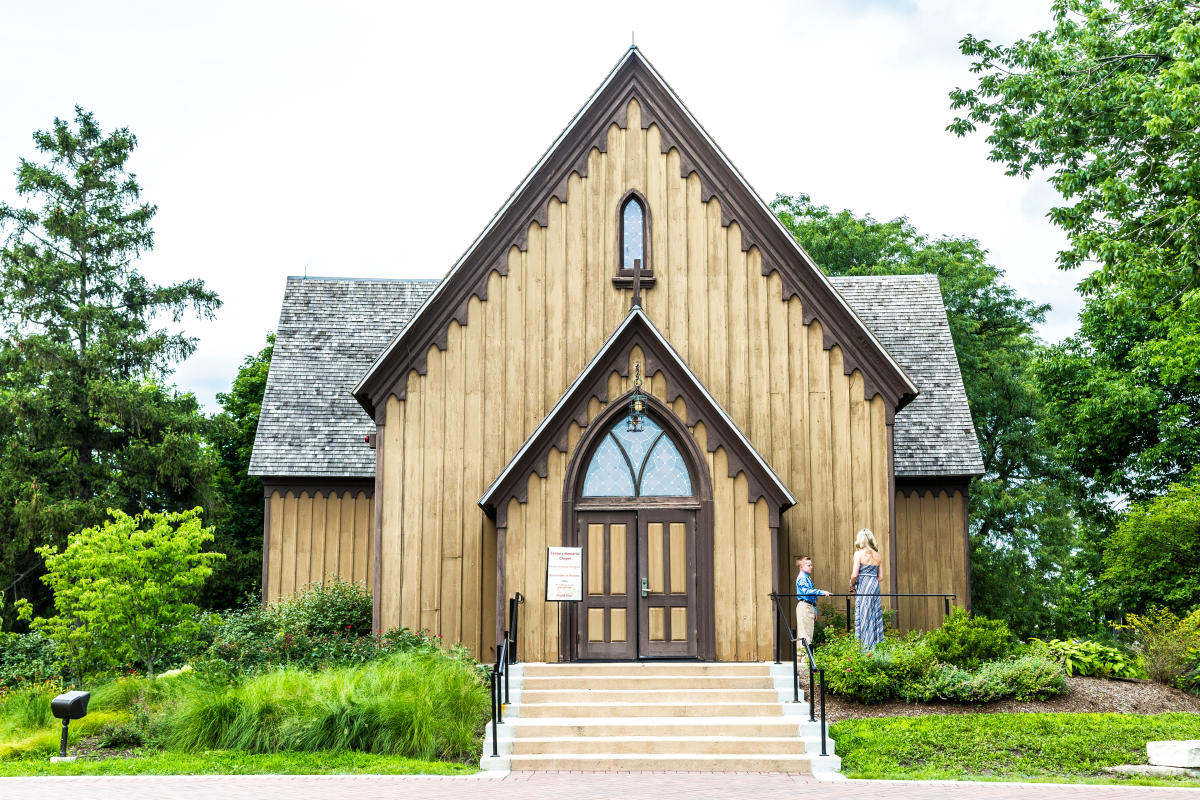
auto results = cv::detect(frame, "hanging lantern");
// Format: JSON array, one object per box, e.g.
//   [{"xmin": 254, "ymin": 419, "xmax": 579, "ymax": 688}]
[{"xmin": 627, "ymin": 362, "xmax": 646, "ymax": 433}]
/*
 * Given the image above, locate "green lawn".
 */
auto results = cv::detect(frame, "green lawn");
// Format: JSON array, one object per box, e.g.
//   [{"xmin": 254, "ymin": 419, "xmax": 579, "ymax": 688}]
[
  {"xmin": 831, "ymin": 712, "xmax": 1200, "ymax": 786},
  {"xmin": 0, "ymin": 749, "xmax": 476, "ymax": 777}
]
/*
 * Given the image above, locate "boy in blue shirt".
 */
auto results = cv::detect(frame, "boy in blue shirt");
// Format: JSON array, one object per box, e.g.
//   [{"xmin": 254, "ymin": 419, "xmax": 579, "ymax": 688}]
[{"xmin": 795, "ymin": 556, "xmax": 830, "ymax": 667}]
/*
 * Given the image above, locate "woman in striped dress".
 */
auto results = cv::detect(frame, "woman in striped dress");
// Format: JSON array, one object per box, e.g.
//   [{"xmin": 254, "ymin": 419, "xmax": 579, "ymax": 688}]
[{"xmin": 850, "ymin": 529, "xmax": 884, "ymax": 650}]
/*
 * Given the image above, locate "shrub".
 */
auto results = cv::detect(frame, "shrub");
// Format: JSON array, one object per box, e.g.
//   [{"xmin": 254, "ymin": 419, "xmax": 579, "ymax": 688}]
[
  {"xmin": 16, "ymin": 508, "xmax": 223, "ymax": 681},
  {"xmin": 1122, "ymin": 606, "xmax": 1200, "ymax": 688},
  {"xmin": 819, "ymin": 630, "xmax": 936, "ymax": 704},
  {"xmin": 818, "ymin": 627, "xmax": 1065, "ymax": 704},
  {"xmin": 900, "ymin": 662, "xmax": 973, "ymax": 702},
  {"xmin": 994, "ymin": 652, "xmax": 1070, "ymax": 701},
  {"xmin": 924, "ymin": 608, "xmax": 1011, "ymax": 669},
  {"xmin": 276, "ymin": 578, "xmax": 373, "ymax": 638},
  {"xmin": 201, "ymin": 586, "xmax": 439, "ymax": 677},
  {"xmin": 900, "ymin": 651, "xmax": 1067, "ymax": 703},
  {"xmin": 812, "ymin": 601, "xmax": 848, "ymax": 646},
  {"xmin": 162, "ymin": 649, "xmax": 488, "ymax": 761},
  {"xmin": 0, "ymin": 631, "xmax": 61, "ymax": 690},
  {"xmin": 1034, "ymin": 638, "xmax": 1146, "ymax": 679}
]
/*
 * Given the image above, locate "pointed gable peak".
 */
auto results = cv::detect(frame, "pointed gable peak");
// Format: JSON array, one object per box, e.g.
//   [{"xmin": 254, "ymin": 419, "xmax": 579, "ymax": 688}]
[
  {"xmin": 479, "ymin": 307, "xmax": 795, "ymax": 528},
  {"xmin": 354, "ymin": 49, "xmax": 916, "ymax": 419}
]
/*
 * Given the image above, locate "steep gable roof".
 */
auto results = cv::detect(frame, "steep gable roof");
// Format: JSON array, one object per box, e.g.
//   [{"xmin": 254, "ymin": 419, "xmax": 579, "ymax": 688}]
[
  {"xmin": 249, "ymin": 276, "xmax": 437, "ymax": 478},
  {"xmin": 478, "ymin": 306, "xmax": 796, "ymax": 527},
  {"xmin": 830, "ymin": 275, "xmax": 984, "ymax": 477},
  {"xmin": 353, "ymin": 48, "xmax": 917, "ymax": 418}
]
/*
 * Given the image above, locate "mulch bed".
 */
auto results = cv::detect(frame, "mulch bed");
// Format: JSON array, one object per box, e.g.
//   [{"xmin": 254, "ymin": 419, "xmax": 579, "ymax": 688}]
[
  {"xmin": 823, "ymin": 676, "xmax": 1200, "ymax": 722},
  {"xmin": 68, "ymin": 736, "xmax": 143, "ymax": 761}
]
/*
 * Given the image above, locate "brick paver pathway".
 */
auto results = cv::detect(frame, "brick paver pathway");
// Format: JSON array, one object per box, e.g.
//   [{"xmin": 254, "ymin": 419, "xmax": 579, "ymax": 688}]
[{"xmin": 2, "ymin": 772, "xmax": 1197, "ymax": 800}]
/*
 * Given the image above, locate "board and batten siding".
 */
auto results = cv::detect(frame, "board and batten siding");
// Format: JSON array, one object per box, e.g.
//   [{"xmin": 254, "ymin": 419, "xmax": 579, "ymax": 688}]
[
  {"xmin": 894, "ymin": 483, "xmax": 970, "ymax": 632},
  {"xmin": 264, "ymin": 487, "xmax": 375, "ymax": 605},
  {"xmin": 378, "ymin": 99, "xmax": 892, "ymax": 660}
]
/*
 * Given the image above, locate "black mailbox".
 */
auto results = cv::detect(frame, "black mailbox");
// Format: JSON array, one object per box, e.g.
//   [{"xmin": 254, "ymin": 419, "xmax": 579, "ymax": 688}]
[{"xmin": 51, "ymin": 691, "xmax": 90, "ymax": 720}]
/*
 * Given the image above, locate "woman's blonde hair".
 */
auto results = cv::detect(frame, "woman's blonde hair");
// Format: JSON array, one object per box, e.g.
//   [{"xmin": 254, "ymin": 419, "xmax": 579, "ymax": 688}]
[{"xmin": 855, "ymin": 528, "xmax": 878, "ymax": 551}]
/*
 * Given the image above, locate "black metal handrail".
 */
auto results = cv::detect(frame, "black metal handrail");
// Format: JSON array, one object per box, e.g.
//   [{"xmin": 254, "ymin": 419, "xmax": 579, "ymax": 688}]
[
  {"xmin": 507, "ymin": 592, "xmax": 524, "ymax": 664},
  {"xmin": 769, "ymin": 592, "xmax": 827, "ymax": 757},
  {"xmin": 489, "ymin": 593, "xmax": 524, "ymax": 758},
  {"xmin": 800, "ymin": 636, "xmax": 827, "ymax": 757}
]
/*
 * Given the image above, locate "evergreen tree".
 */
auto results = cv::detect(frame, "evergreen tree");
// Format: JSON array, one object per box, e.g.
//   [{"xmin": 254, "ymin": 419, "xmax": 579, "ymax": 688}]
[{"xmin": 0, "ymin": 108, "xmax": 220, "ymax": 625}]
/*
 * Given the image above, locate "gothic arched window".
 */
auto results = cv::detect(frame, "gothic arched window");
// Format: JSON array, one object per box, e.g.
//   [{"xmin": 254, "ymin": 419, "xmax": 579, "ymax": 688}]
[
  {"xmin": 582, "ymin": 414, "xmax": 692, "ymax": 498},
  {"xmin": 615, "ymin": 193, "xmax": 655, "ymax": 287}
]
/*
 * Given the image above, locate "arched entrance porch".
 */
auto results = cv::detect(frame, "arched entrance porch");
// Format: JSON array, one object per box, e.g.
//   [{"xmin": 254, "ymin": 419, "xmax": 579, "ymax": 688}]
[{"xmin": 560, "ymin": 392, "xmax": 715, "ymax": 660}]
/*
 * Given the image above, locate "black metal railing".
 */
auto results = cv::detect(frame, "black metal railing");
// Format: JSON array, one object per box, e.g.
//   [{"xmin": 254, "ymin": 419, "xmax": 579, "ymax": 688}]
[
  {"xmin": 488, "ymin": 593, "xmax": 524, "ymax": 758},
  {"xmin": 770, "ymin": 592, "xmax": 827, "ymax": 756},
  {"xmin": 769, "ymin": 591, "xmax": 957, "ymax": 664}
]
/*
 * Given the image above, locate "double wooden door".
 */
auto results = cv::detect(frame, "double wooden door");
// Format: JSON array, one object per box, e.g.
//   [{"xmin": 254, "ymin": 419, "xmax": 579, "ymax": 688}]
[{"xmin": 576, "ymin": 509, "xmax": 698, "ymax": 659}]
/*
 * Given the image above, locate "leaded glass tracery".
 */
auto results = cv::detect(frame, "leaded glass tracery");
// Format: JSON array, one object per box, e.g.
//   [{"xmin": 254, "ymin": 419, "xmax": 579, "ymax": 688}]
[{"xmin": 581, "ymin": 413, "xmax": 692, "ymax": 498}]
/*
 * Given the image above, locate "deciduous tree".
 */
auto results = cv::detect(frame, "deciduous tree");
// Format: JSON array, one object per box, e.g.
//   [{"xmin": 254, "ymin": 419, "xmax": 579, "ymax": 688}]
[
  {"xmin": 773, "ymin": 194, "xmax": 1079, "ymax": 636},
  {"xmin": 948, "ymin": 0, "xmax": 1200, "ymax": 505},
  {"xmin": 18, "ymin": 508, "xmax": 223, "ymax": 680}
]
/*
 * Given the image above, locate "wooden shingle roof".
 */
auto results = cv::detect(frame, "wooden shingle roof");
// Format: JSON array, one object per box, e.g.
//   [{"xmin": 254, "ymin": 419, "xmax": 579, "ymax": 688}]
[
  {"xmin": 250, "ymin": 273, "xmax": 982, "ymax": 480},
  {"xmin": 830, "ymin": 274, "xmax": 984, "ymax": 478},
  {"xmin": 248, "ymin": 276, "xmax": 438, "ymax": 478}
]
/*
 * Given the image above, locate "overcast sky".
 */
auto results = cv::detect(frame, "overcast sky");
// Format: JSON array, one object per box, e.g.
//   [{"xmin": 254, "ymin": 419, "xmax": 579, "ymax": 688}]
[{"xmin": 1, "ymin": 0, "xmax": 1075, "ymax": 412}]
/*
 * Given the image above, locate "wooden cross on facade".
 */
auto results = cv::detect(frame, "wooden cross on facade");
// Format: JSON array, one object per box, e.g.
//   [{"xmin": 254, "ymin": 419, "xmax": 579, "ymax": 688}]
[{"xmin": 631, "ymin": 258, "xmax": 643, "ymax": 309}]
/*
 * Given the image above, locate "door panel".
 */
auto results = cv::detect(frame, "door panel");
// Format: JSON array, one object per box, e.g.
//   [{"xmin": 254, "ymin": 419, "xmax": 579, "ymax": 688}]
[
  {"xmin": 578, "ymin": 512, "xmax": 637, "ymax": 659},
  {"xmin": 637, "ymin": 511, "xmax": 697, "ymax": 657}
]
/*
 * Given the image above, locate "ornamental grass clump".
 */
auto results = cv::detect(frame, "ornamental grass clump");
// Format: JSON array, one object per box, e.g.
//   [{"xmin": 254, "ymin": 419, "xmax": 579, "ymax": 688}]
[{"xmin": 163, "ymin": 649, "xmax": 488, "ymax": 761}]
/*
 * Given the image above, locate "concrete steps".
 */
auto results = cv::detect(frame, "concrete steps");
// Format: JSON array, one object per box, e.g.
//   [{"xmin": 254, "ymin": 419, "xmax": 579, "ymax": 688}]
[{"xmin": 481, "ymin": 662, "xmax": 842, "ymax": 776}]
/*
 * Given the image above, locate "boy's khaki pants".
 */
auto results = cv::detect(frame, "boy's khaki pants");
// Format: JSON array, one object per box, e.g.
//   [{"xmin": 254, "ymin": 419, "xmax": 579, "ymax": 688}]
[{"xmin": 796, "ymin": 601, "xmax": 815, "ymax": 666}]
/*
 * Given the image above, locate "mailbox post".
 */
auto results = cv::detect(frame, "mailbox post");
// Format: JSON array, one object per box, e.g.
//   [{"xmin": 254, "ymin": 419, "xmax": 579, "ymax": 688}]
[{"xmin": 50, "ymin": 690, "xmax": 90, "ymax": 760}]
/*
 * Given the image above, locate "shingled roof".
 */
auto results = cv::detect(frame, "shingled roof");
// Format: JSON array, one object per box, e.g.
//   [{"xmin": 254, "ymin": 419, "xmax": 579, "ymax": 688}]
[
  {"xmin": 830, "ymin": 274, "xmax": 984, "ymax": 478},
  {"xmin": 250, "ymin": 273, "xmax": 982, "ymax": 480},
  {"xmin": 249, "ymin": 276, "xmax": 439, "ymax": 478}
]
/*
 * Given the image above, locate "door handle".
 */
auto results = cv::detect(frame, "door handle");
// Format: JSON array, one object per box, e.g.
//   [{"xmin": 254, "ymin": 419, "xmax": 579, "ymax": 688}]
[{"xmin": 640, "ymin": 577, "xmax": 649, "ymax": 597}]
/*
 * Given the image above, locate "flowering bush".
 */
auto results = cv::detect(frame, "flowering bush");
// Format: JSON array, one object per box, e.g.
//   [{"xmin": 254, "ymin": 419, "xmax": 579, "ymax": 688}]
[{"xmin": 819, "ymin": 630, "xmax": 935, "ymax": 703}]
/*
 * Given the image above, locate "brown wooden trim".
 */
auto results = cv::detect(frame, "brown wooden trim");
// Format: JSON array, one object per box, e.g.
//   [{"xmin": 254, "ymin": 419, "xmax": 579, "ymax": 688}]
[
  {"xmin": 481, "ymin": 311, "xmax": 792, "ymax": 526},
  {"xmin": 354, "ymin": 52, "xmax": 917, "ymax": 419},
  {"xmin": 261, "ymin": 493, "xmax": 271, "ymax": 608},
  {"xmin": 895, "ymin": 477, "xmax": 972, "ymax": 498},
  {"xmin": 559, "ymin": 393, "xmax": 716, "ymax": 661},
  {"xmin": 261, "ymin": 477, "xmax": 375, "ymax": 499},
  {"xmin": 887, "ymin": 422, "xmax": 898, "ymax": 612},
  {"xmin": 372, "ymin": 421, "xmax": 385, "ymax": 633},
  {"xmin": 496, "ymin": 522, "xmax": 507, "ymax": 655}
]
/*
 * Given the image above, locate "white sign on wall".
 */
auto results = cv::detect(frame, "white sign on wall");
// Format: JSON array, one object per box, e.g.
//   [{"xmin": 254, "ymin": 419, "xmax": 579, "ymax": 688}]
[{"xmin": 546, "ymin": 546, "xmax": 583, "ymax": 602}]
